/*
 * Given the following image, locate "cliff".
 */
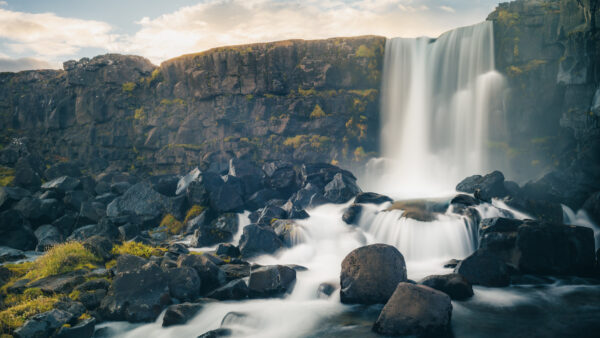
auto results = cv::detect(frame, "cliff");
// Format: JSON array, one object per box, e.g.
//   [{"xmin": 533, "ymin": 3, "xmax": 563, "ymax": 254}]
[{"xmin": 0, "ymin": 37, "xmax": 385, "ymax": 174}]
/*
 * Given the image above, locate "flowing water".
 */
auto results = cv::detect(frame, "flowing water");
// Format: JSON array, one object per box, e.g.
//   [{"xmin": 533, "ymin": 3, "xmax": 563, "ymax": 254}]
[{"xmin": 101, "ymin": 21, "xmax": 600, "ymax": 338}]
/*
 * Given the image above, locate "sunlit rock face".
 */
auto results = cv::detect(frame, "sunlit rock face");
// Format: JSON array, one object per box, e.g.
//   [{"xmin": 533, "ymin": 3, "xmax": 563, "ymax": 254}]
[{"xmin": 0, "ymin": 37, "xmax": 385, "ymax": 174}]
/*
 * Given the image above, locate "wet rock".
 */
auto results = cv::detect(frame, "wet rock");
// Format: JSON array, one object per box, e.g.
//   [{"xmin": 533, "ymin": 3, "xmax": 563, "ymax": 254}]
[
  {"xmin": 323, "ymin": 173, "xmax": 361, "ymax": 203},
  {"xmin": 44, "ymin": 162, "xmax": 82, "ymax": 180},
  {"xmin": 206, "ymin": 279, "xmax": 249, "ymax": 300},
  {"xmin": 0, "ymin": 209, "xmax": 37, "ymax": 250},
  {"xmin": 229, "ymin": 158, "xmax": 265, "ymax": 196},
  {"xmin": 55, "ymin": 317, "xmax": 96, "ymax": 338},
  {"xmin": 216, "ymin": 244, "xmax": 240, "ymax": 257},
  {"xmin": 246, "ymin": 188, "xmax": 282, "ymax": 211},
  {"xmin": 385, "ymin": 200, "xmax": 444, "ymax": 222},
  {"xmin": 443, "ymin": 259, "xmax": 460, "ymax": 269},
  {"xmin": 273, "ymin": 220, "xmax": 306, "ymax": 247},
  {"xmin": 198, "ymin": 328, "xmax": 233, "ymax": 338},
  {"xmin": 256, "ymin": 205, "xmax": 287, "ymax": 225},
  {"xmin": 27, "ymin": 271, "xmax": 86, "ymax": 294},
  {"xmin": 354, "ymin": 192, "xmax": 392, "ymax": 205},
  {"xmin": 583, "ymin": 191, "xmax": 600, "ymax": 225},
  {"xmin": 372, "ymin": 283, "xmax": 452, "ymax": 337},
  {"xmin": 14, "ymin": 309, "xmax": 74, "ymax": 338},
  {"xmin": 340, "ymin": 244, "xmax": 407, "ymax": 304},
  {"xmin": 99, "ymin": 262, "xmax": 171, "ymax": 322},
  {"xmin": 176, "ymin": 168, "xmax": 202, "ymax": 195},
  {"xmin": 288, "ymin": 208, "xmax": 309, "ymax": 219},
  {"xmin": 239, "ymin": 224, "xmax": 284, "ymax": 258},
  {"xmin": 419, "ymin": 274, "xmax": 474, "ymax": 300},
  {"xmin": 191, "ymin": 213, "xmax": 239, "ymax": 247},
  {"xmin": 162, "ymin": 303, "xmax": 204, "ymax": 327},
  {"xmin": 342, "ymin": 204, "xmax": 362, "ymax": 225},
  {"xmin": 456, "ymin": 171, "xmax": 507, "ymax": 202},
  {"xmin": 455, "ymin": 250, "xmax": 510, "ymax": 287},
  {"xmin": 220, "ymin": 264, "xmax": 251, "ymax": 281},
  {"xmin": 150, "ymin": 174, "xmax": 180, "ymax": 197},
  {"xmin": 262, "ymin": 161, "xmax": 298, "ymax": 196},
  {"xmin": 285, "ymin": 184, "xmax": 328, "ymax": 211},
  {"xmin": 177, "ymin": 254, "xmax": 225, "ymax": 295},
  {"xmin": 503, "ymin": 196, "xmax": 563, "ymax": 223},
  {"xmin": 168, "ymin": 267, "xmax": 201, "ymax": 302},
  {"xmin": 168, "ymin": 243, "xmax": 190, "ymax": 256},
  {"xmin": 317, "ymin": 282, "xmax": 338, "ymax": 299},
  {"xmin": 450, "ymin": 194, "xmax": 480, "ymax": 207},
  {"xmin": 0, "ymin": 246, "xmax": 26, "ymax": 263},
  {"xmin": 185, "ymin": 208, "xmax": 213, "ymax": 235},
  {"xmin": 41, "ymin": 176, "xmax": 81, "ymax": 193},
  {"xmin": 248, "ymin": 265, "xmax": 296, "ymax": 298},
  {"xmin": 520, "ymin": 171, "xmax": 594, "ymax": 211}
]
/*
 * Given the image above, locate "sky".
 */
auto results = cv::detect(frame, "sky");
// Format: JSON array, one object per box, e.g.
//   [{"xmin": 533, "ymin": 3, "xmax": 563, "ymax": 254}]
[{"xmin": 0, "ymin": 0, "xmax": 502, "ymax": 72}]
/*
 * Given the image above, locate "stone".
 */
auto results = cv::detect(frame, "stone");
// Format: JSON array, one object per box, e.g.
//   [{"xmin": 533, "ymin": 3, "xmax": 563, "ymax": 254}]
[
  {"xmin": 246, "ymin": 188, "xmax": 282, "ymax": 211},
  {"xmin": 191, "ymin": 213, "xmax": 239, "ymax": 247},
  {"xmin": 239, "ymin": 224, "xmax": 284, "ymax": 258},
  {"xmin": 342, "ymin": 204, "xmax": 362, "ymax": 225},
  {"xmin": 13, "ymin": 157, "xmax": 42, "ymax": 190},
  {"xmin": 256, "ymin": 205, "xmax": 287, "ymax": 225},
  {"xmin": 176, "ymin": 168, "xmax": 202, "ymax": 195},
  {"xmin": 55, "ymin": 318, "xmax": 96, "ymax": 338},
  {"xmin": 14, "ymin": 309, "xmax": 74, "ymax": 338},
  {"xmin": 0, "ymin": 246, "xmax": 26, "ymax": 263},
  {"xmin": 99, "ymin": 262, "xmax": 171, "ymax": 322},
  {"xmin": 106, "ymin": 182, "xmax": 170, "ymax": 219},
  {"xmin": 454, "ymin": 250, "xmax": 510, "ymax": 287},
  {"xmin": 44, "ymin": 162, "xmax": 82, "ymax": 180},
  {"xmin": 273, "ymin": 220, "xmax": 306, "ymax": 247},
  {"xmin": 162, "ymin": 303, "xmax": 204, "ymax": 327},
  {"xmin": 27, "ymin": 271, "xmax": 86, "ymax": 294},
  {"xmin": 354, "ymin": 192, "xmax": 392, "ymax": 204},
  {"xmin": 419, "ymin": 274, "xmax": 474, "ymax": 300},
  {"xmin": 177, "ymin": 254, "xmax": 225, "ymax": 295},
  {"xmin": 198, "ymin": 328, "xmax": 233, "ymax": 338},
  {"xmin": 83, "ymin": 236, "xmax": 114, "ymax": 261},
  {"xmin": 248, "ymin": 265, "xmax": 296, "ymax": 298},
  {"xmin": 372, "ymin": 283, "xmax": 452, "ymax": 337},
  {"xmin": 583, "ymin": 191, "xmax": 600, "ymax": 225},
  {"xmin": 503, "ymin": 196, "xmax": 563, "ymax": 223},
  {"xmin": 220, "ymin": 264, "xmax": 251, "ymax": 281},
  {"xmin": 340, "ymin": 244, "xmax": 407, "ymax": 304},
  {"xmin": 317, "ymin": 282, "xmax": 337, "ymax": 299},
  {"xmin": 216, "ymin": 243, "xmax": 241, "ymax": 257},
  {"xmin": 150, "ymin": 174, "xmax": 180, "ymax": 197},
  {"xmin": 110, "ymin": 182, "xmax": 132, "ymax": 195},
  {"xmin": 456, "ymin": 171, "xmax": 507, "ymax": 202},
  {"xmin": 168, "ymin": 267, "xmax": 201, "ymax": 302},
  {"xmin": 323, "ymin": 173, "xmax": 361, "ymax": 203},
  {"xmin": 64, "ymin": 191, "xmax": 92, "ymax": 211},
  {"xmin": 41, "ymin": 176, "xmax": 81, "ymax": 193},
  {"xmin": 34, "ymin": 224, "xmax": 63, "ymax": 251},
  {"xmin": 0, "ymin": 186, "xmax": 30, "ymax": 211},
  {"xmin": 115, "ymin": 254, "xmax": 148, "ymax": 273},
  {"xmin": 0, "ymin": 209, "xmax": 37, "ymax": 250},
  {"xmin": 206, "ymin": 279, "xmax": 249, "ymax": 300},
  {"xmin": 208, "ymin": 179, "xmax": 245, "ymax": 213}
]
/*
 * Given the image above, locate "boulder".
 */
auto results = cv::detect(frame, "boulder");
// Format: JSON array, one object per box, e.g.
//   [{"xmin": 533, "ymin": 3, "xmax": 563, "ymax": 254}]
[
  {"xmin": 0, "ymin": 246, "xmax": 26, "ymax": 263},
  {"xmin": 456, "ymin": 171, "xmax": 507, "ymax": 202},
  {"xmin": 106, "ymin": 182, "xmax": 170, "ymax": 219},
  {"xmin": 83, "ymin": 236, "xmax": 114, "ymax": 261},
  {"xmin": 284, "ymin": 183, "xmax": 328, "ymax": 211},
  {"xmin": 52, "ymin": 213, "xmax": 78, "ymax": 237},
  {"xmin": 273, "ymin": 220, "xmax": 306, "ymax": 247},
  {"xmin": 216, "ymin": 244, "xmax": 241, "ymax": 257},
  {"xmin": 168, "ymin": 267, "xmax": 201, "ymax": 301},
  {"xmin": 99, "ymin": 262, "xmax": 171, "ymax": 322},
  {"xmin": 79, "ymin": 201, "xmax": 106, "ymax": 224},
  {"xmin": 198, "ymin": 328, "xmax": 233, "ymax": 338},
  {"xmin": 114, "ymin": 254, "xmax": 148, "ymax": 273},
  {"xmin": 372, "ymin": 283, "xmax": 452, "ymax": 337},
  {"xmin": 191, "ymin": 213, "xmax": 239, "ymax": 247},
  {"xmin": 354, "ymin": 192, "xmax": 392, "ymax": 205},
  {"xmin": 248, "ymin": 265, "xmax": 296, "ymax": 298},
  {"xmin": 27, "ymin": 271, "xmax": 86, "ymax": 294},
  {"xmin": 419, "ymin": 274, "xmax": 474, "ymax": 300},
  {"xmin": 206, "ymin": 279, "xmax": 249, "ymax": 300},
  {"xmin": 44, "ymin": 162, "xmax": 82, "ymax": 180},
  {"xmin": 64, "ymin": 191, "xmax": 92, "ymax": 211},
  {"xmin": 110, "ymin": 182, "xmax": 132, "ymax": 195},
  {"xmin": 239, "ymin": 224, "xmax": 284, "ymax": 258},
  {"xmin": 229, "ymin": 158, "xmax": 265, "ymax": 196},
  {"xmin": 67, "ymin": 221, "xmax": 119, "ymax": 242},
  {"xmin": 150, "ymin": 174, "xmax": 179, "ymax": 197},
  {"xmin": 34, "ymin": 224, "xmax": 63, "ymax": 251},
  {"xmin": 208, "ymin": 179, "xmax": 245, "ymax": 213},
  {"xmin": 256, "ymin": 205, "xmax": 287, "ymax": 225},
  {"xmin": 288, "ymin": 208, "xmax": 309, "ymax": 219},
  {"xmin": 246, "ymin": 189, "xmax": 282, "ymax": 211},
  {"xmin": 14, "ymin": 309, "xmax": 74, "ymax": 338},
  {"xmin": 0, "ymin": 209, "xmax": 37, "ymax": 250},
  {"xmin": 13, "ymin": 157, "xmax": 42, "ymax": 190},
  {"xmin": 340, "ymin": 244, "xmax": 407, "ymax": 304},
  {"xmin": 317, "ymin": 282, "xmax": 337, "ymax": 299},
  {"xmin": 342, "ymin": 204, "xmax": 362, "ymax": 225},
  {"xmin": 220, "ymin": 264, "xmax": 251, "ymax": 282},
  {"xmin": 385, "ymin": 200, "xmax": 444, "ymax": 222},
  {"xmin": 41, "ymin": 176, "xmax": 81, "ymax": 193},
  {"xmin": 95, "ymin": 192, "xmax": 117, "ymax": 205},
  {"xmin": 0, "ymin": 186, "xmax": 30, "ymax": 211},
  {"xmin": 454, "ymin": 250, "xmax": 510, "ymax": 287},
  {"xmin": 118, "ymin": 223, "xmax": 140, "ymax": 241},
  {"xmin": 162, "ymin": 303, "xmax": 204, "ymax": 327},
  {"xmin": 323, "ymin": 173, "xmax": 361, "ymax": 203},
  {"xmin": 583, "ymin": 191, "xmax": 600, "ymax": 225},
  {"xmin": 177, "ymin": 254, "xmax": 225, "ymax": 295},
  {"xmin": 520, "ymin": 171, "xmax": 595, "ymax": 211},
  {"xmin": 503, "ymin": 196, "xmax": 563, "ymax": 223},
  {"xmin": 262, "ymin": 161, "xmax": 298, "ymax": 196},
  {"xmin": 176, "ymin": 168, "xmax": 202, "ymax": 195},
  {"xmin": 55, "ymin": 318, "xmax": 96, "ymax": 338}
]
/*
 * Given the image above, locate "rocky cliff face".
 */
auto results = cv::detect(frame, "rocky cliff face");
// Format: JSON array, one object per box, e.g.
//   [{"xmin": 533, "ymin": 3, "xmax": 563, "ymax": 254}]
[
  {"xmin": 0, "ymin": 37, "xmax": 385, "ymax": 175},
  {"xmin": 489, "ymin": 0, "xmax": 600, "ymax": 181}
]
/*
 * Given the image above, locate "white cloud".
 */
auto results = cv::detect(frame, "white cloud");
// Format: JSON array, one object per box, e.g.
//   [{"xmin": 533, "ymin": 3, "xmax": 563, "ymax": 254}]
[
  {"xmin": 440, "ymin": 5, "xmax": 456, "ymax": 13},
  {"xmin": 0, "ymin": 8, "xmax": 117, "ymax": 57},
  {"xmin": 0, "ymin": 1, "xmax": 7, "ymax": 7},
  {"xmin": 0, "ymin": 56, "xmax": 55, "ymax": 72}
]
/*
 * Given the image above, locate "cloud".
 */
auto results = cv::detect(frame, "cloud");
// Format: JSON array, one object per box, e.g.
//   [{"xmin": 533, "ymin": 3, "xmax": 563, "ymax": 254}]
[
  {"xmin": 439, "ymin": 6, "xmax": 456, "ymax": 13},
  {"xmin": 0, "ymin": 56, "xmax": 55, "ymax": 72},
  {"xmin": 0, "ymin": 8, "xmax": 117, "ymax": 57},
  {"xmin": 0, "ymin": 1, "xmax": 7, "ymax": 7}
]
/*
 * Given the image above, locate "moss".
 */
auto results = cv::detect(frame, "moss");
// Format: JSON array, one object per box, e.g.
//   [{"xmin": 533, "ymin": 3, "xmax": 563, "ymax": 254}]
[
  {"xmin": 353, "ymin": 146, "xmax": 366, "ymax": 162},
  {"xmin": 134, "ymin": 107, "xmax": 146, "ymax": 121},
  {"xmin": 159, "ymin": 214, "xmax": 184, "ymax": 235},
  {"xmin": 298, "ymin": 87, "xmax": 317, "ymax": 96},
  {"xmin": 122, "ymin": 82, "xmax": 136, "ymax": 93},
  {"xmin": 0, "ymin": 293, "xmax": 59, "ymax": 333},
  {"xmin": 0, "ymin": 166, "xmax": 15, "ymax": 187},
  {"xmin": 496, "ymin": 9, "xmax": 520, "ymax": 26},
  {"xmin": 111, "ymin": 241, "xmax": 165, "ymax": 259},
  {"xmin": 309, "ymin": 104, "xmax": 326, "ymax": 119},
  {"xmin": 150, "ymin": 69, "xmax": 162, "ymax": 82},
  {"xmin": 184, "ymin": 205, "xmax": 205, "ymax": 224},
  {"xmin": 23, "ymin": 242, "xmax": 101, "ymax": 282},
  {"xmin": 506, "ymin": 65, "xmax": 523, "ymax": 77},
  {"xmin": 356, "ymin": 45, "xmax": 376, "ymax": 58},
  {"xmin": 245, "ymin": 94, "xmax": 254, "ymax": 101},
  {"xmin": 160, "ymin": 98, "xmax": 186, "ymax": 106},
  {"xmin": 105, "ymin": 259, "xmax": 117, "ymax": 270},
  {"xmin": 68, "ymin": 290, "xmax": 80, "ymax": 301},
  {"xmin": 283, "ymin": 135, "xmax": 308, "ymax": 149}
]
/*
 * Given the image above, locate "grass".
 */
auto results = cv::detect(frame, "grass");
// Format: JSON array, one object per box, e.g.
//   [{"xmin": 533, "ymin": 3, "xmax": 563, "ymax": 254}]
[
  {"xmin": 0, "ymin": 166, "xmax": 15, "ymax": 186},
  {"xmin": 159, "ymin": 214, "xmax": 184, "ymax": 235},
  {"xmin": 111, "ymin": 241, "xmax": 165, "ymax": 259},
  {"xmin": 122, "ymin": 82, "xmax": 136, "ymax": 93},
  {"xmin": 23, "ymin": 242, "xmax": 101, "ymax": 282},
  {"xmin": 184, "ymin": 205, "xmax": 205, "ymax": 224},
  {"xmin": 0, "ymin": 292, "xmax": 59, "ymax": 333},
  {"xmin": 310, "ymin": 104, "xmax": 326, "ymax": 119}
]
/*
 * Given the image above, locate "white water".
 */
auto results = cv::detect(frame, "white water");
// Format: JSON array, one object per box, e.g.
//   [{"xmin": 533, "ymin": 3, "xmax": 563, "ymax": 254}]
[{"xmin": 365, "ymin": 21, "xmax": 507, "ymax": 197}]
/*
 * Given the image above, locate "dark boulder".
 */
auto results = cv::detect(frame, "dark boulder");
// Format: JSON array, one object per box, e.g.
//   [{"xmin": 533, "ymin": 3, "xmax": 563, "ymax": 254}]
[
  {"xmin": 41, "ymin": 176, "xmax": 81, "ymax": 193},
  {"xmin": 0, "ymin": 209, "xmax": 36, "ymax": 250},
  {"xmin": 191, "ymin": 213, "xmax": 239, "ymax": 247},
  {"xmin": 208, "ymin": 178, "xmax": 245, "ymax": 213},
  {"xmin": 67, "ymin": 221, "xmax": 119, "ymax": 242},
  {"xmin": 14, "ymin": 309, "xmax": 74, "ymax": 338},
  {"xmin": 216, "ymin": 243, "xmax": 241, "ymax": 257},
  {"xmin": 372, "ymin": 283, "xmax": 452, "ymax": 337},
  {"xmin": 162, "ymin": 303, "xmax": 204, "ymax": 327},
  {"xmin": 176, "ymin": 168, "xmax": 202, "ymax": 195},
  {"xmin": 206, "ymin": 279, "xmax": 249, "ymax": 300},
  {"xmin": 419, "ymin": 274, "xmax": 473, "ymax": 300},
  {"xmin": 27, "ymin": 271, "xmax": 86, "ymax": 294},
  {"xmin": 273, "ymin": 220, "xmax": 306, "ymax": 247},
  {"xmin": 198, "ymin": 328, "xmax": 232, "ymax": 338},
  {"xmin": 342, "ymin": 204, "xmax": 362, "ymax": 225},
  {"xmin": 354, "ymin": 192, "xmax": 392, "ymax": 205},
  {"xmin": 503, "ymin": 196, "xmax": 563, "ymax": 223},
  {"xmin": 150, "ymin": 174, "xmax": 179, "ymax": 197},
  {"xmin": 220, "ymin": 264, "xmax": 251, "ymax": 282},
  {"xmin": 239, "ymin": 224, "xmax": 284, "ymax": 258},
  {"xmin": 168, "ymin": 267, "xmax": 201, "ymax": 302},
  {"xmin": 55, "ymin": 318, "xmax": 96, "ymax": 338},
  {"xmin": 177, "ymin": 254, "xmax": 225, "ymax": 295},
  {"xmin": 106, "ymin": 182, "xmax": 170, "ymax": 219},
  {"xmin": 317, "ymin": 282, "xmax": 338, "ymax": 298},
  {"xmin": 95, "ymin": 192, "xmax": 117, "ymax": 205},
  {"xmin": 13, "ymin": 157, "xmax": 42, "ymax": 190},
  {"xmin": 285, "ymin": 184, "xmax": 328, "ymax": 211},
  {"xmin": 64, "ymin": 191, "xmax": 92, "ymax": 211},
  {"xmin": 83, "ymin": 236, "xmax": 114, "ymax": 261},
  {"xmin": 246, "ymin": 189, "xmax": 282, "ymax": 211},
  {"xmin": 0, "ymin": 186, "xmax": 30, "ymax": 211},
  {"xmin": 262, "ymin": 161, "xmax": 298, "ymax": 196},
  {"xmin": 79, "ymin": 201, "xmax": 106, "ymax": 224},
  {"xmin": 583, "ymin": 191, "xmax": 600, "ymax": 225},
  {"xmin": 520, "ymin": 171, "xmax": 595, "ymax": 211},
  {"xmin": 454, "ymin": 250, "xmax": 510, "ymax": 287},
  {"xmin": 0, "ymin": 246, "xmax": 26, "ymax": 263},
  {"xmin": 44, "ymin": 162, "xmax": 82, "ymax": 180},
  {"xmin": 516, "ymin": 222, "xmax": 595, "ymax": 276},
  {"xmin": 99, "ymin": 262, "xmax": 171, "ymax": 322},
  {"xmin": 114, "ymin": 254, "xmax": 148, "ymax": 273},
  {"xmin": 248, "ymin": 265, "xmax": 296, "ymax": 298},
  {"xmin": 118, "ymin": 223, "xmax": 140, "ymax": 241},
  {"xmin": 340, "ymin": 244, "xmax": 407, "ymax": 304},
  {"xmin": 110, "ymin": 182, "xmax": 132, "ymax": 195},
  {"xmin": 34, "ymin": 224, "xmax": 63, "ymax": 251},
  {"xmin": 256, "ymin": 205, "xmax": 287, "ymax": 225},
  {"xmin": 323, "ymin": 173, "xmax": 361, "ymax": 203},
  {"xmin": 52, "ymin": 213, "xmax": 78, "ymax": 237},
  {"xmin": 229, "ymin": 158, "xmax": 264, "ymax": 196},
  {"xmin": 450, "ymin": 194, "xmax": 480, "ymax": 208},
  {"xmin": 456, "ymin": 171, "xmax": 507, "ymax": 202},
  {"xmin": 288, "ymin": 208, "xmax": 310, "ymax": 219}
]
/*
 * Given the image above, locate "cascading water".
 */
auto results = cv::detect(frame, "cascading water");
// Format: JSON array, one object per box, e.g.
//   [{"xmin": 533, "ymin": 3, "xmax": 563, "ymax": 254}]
[{"xmin": 365, "ymin": 21, "xmax": 507, "ymax": 197}]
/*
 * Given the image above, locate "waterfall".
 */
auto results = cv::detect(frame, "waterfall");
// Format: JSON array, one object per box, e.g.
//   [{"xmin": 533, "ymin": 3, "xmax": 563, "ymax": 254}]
[{"xmin": 368, "ymin": 21, "xmax": 507, "ymax": 198}]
